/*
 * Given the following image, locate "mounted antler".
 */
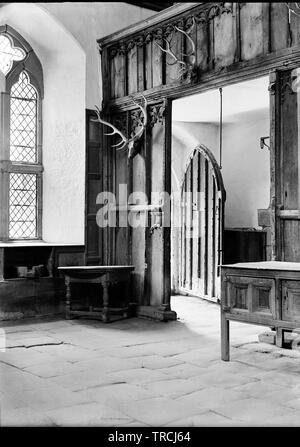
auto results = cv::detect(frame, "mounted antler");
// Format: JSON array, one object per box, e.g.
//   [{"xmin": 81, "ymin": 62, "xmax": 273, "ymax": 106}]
[
  {"xmin": 93, "ymin": 95, "xmax": 148, "ymax": 160},
  {"xmin": 285, "ymin": 2, "xmax": 300, "ymax": 18},
  {"xmin": 156, "ymin": 17, "xmax": 196, "ymax": 80}
]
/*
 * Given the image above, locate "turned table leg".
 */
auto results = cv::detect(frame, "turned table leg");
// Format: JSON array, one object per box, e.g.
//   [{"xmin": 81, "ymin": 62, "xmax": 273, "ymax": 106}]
[
  {"xmin": 65, "ymin": 277, "xmax": 71, "ymax": 320},
  {"xmin": 221, "ymin": 310, "xmax": 230, "ymax": 361},
  {"xmin": 102, "ymin": 276, "xmax": 110, "ymax": 323}
]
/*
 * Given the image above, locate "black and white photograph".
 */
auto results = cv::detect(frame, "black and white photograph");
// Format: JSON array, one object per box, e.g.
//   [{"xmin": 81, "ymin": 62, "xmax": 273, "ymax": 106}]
[{"xmin": 0, "ymin": 0, "xmax": 300, "ymax": 433}]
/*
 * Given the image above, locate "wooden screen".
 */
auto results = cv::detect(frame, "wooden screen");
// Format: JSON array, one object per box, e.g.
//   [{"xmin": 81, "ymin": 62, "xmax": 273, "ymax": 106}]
[
  {"xmin": 85, "ymin": 109, "xmax": 104, "ymax": 265},
  {"xmin": 179, "ymin": 145, "xmax": 225, "ymax": 302}
]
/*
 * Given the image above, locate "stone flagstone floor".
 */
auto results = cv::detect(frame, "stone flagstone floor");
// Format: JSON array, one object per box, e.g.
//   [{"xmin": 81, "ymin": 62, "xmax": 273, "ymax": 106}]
[{"xmin": 1, "ymin": 295, "xmax": 300, "ymax": 426}]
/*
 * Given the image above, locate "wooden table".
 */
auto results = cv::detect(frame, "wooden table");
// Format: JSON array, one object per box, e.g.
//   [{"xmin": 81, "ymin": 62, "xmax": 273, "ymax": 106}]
[
  {"xmin": 221, "ymin": 261, "xmax": 300, "ymax": 361},
  {"xmin": 58, "ymin": 265, "xmax": 134, "ymax": 323}
]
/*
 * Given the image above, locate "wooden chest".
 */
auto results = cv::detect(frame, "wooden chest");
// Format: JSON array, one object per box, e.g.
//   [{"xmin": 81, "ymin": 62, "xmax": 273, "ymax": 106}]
[{"xmin": 221, "ymin": 261, "xmax": 300, "ymax": 360}]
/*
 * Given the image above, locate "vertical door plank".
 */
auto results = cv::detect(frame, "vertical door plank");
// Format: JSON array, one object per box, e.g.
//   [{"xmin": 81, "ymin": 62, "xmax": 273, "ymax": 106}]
[
  {"xmin": 181, "ymin": 179, "xmax": 186, "ymax": 288},
  {"xmin": 206, "ymin": 166, "xmax": 214, "ymax": 299},
  {"xmin": 192, "ymin": 152, "xmax": 200, "ymax": 292},
  {"xmin": 185, "ymin": 164, "xmax": 191, "ymax": 290}
]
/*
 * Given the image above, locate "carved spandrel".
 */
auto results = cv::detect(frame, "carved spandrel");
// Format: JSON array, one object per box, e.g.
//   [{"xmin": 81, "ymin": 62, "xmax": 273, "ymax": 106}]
[
  {"xmin": 280, "ymin": 71, "xmax": 296, "ymax": 103},
  {"xmin": 149, "ymin": 103, "xmax": 166, "ymax": 128}
]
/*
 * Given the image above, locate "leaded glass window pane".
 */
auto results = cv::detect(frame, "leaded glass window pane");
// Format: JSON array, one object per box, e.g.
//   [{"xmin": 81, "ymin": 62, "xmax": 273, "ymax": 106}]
[
  {"xmin": 9, "ymin": 173, "xmax": 37, "ymax": 239},
  {"xmin": 10, "ymin": 71, "xmax": 38, "ymax": 163},
  {"xmin": 0, "ymin": 34, "xmax": 25, "ymax": 75}
]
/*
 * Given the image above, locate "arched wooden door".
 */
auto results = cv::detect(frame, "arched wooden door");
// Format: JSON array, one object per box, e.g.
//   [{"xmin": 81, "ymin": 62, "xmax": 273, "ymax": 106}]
[{"xmin": 179, "ymin": 145, "xmax": 226, "ymax": 302}]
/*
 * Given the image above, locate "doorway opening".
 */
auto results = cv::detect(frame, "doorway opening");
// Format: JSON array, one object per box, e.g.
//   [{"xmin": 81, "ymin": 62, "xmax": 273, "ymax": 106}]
[{"xmin": 171, "ymin": 75, "xmax": 270, "ymax": 303}]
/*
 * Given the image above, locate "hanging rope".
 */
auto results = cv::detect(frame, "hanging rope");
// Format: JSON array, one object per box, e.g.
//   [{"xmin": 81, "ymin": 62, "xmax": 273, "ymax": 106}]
[{"xmin": 219, "ymin": 87, "xmax": 223, "ymax": 170}]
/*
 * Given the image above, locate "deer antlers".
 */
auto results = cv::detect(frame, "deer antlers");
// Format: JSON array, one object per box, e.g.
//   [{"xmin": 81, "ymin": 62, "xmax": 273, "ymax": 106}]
[
  {"xmin": 155, "ymin": 18, "xmax": 196, "ymax": 80},
  {"xmin": 93, "ymin": 95, "xmax": 148, "ymax": 159}
]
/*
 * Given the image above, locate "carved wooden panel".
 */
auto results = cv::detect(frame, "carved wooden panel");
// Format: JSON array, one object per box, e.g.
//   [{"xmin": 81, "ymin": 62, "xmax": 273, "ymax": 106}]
[
  {"xmin": 213, "ymin": 7, "xmax": 236, "ymax": 68},
  {"xmin": 282, "ymin": 280, "xmax": 300, "ymax": 322},
  {"xmin": 240, "ymin": 3, "xmax": 264, "ymax": 61},
  {"xmin": 270, "ymin": 2, "xmax": 289, "ymax": 52},
  {"xmin": 99, "ymin": 2, "xmax": 300, "ymax": 103}
]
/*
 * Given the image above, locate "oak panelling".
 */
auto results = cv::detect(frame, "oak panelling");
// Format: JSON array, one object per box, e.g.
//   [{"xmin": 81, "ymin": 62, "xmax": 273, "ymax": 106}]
[
  {"xmin": 195, "ymin": 18, "xmax": 208, "ymax": 72},
  {"xmin": 102, "ymin": 3, "xmax": 299, "ymax": 103},
  {"xmin": 85, "ymin": 110, "xmax": 103, "ymax": 265},
  {"xmin": 130, "ymin": 144, "xmax": 147, "ymax": 302},
  {"xmin": 148, "ymin": 120, "xmax": 165, "ymax": 306},
  {"xmin": 282, "ymin": 220, "xmax": 300, "ymax": 262},
  {"xmin": 290, "ymin": 10, "xmax": 300, "ymax": 47},
  {"xmin": 145, "ymin": 38, "xmax": 153, "ymax": 90},
  {"xmin": 137, "ymin": 41, "xmax": 145, "ymax": 92},
  {"xmin": 127, "ymin": 44, "xmax": 138, "ymax": 94},
  {"xmin": 213, "ymin": 9, "xmax": 236, "ymax": 69},
  {"xmin": 152, "ymin": 36, "xmax": 164, "ymax": 87},
  {"xmin": 281, "ymin": 71, "xmax": 298, "ymax": 210},
  {"xmin": 88, "ymin": 178, "xmax": 101, "ymax": 215},
  {"xmin": 111, "ymin": 52, "xmax": 126, "ymax": 99},
  {"xmin": 239, "ymin": 3, "xmax": 264, "ymax": 61},
  {"xmin": 86, "ymin": 217, "xmax": 100, "ymax": 260},
  {"xmin": 270, "ymin": 3, "xmax": 289, "ymax": 52},
  {"xmin": 115, "ymin": 146, "xmax": 129, "ymax": 265},
  {"xmin": 131, "ymin": 225, "xmax": 146, "ymax": 303},
  {"xmin": 165, "ymin": 28, "xmax": 184, "ymax": 84}
]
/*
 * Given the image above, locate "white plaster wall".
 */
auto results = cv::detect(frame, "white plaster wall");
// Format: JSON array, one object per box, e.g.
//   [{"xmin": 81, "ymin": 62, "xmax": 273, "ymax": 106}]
[
  {"xmin": 0, "ymin": 3, "xmax": 86, "ymax": 243},
  {"xmin": 222, "ymin": 114, "xmax": 270, "ymax": 228},
  {"xmin": 172, "ymin": 121, "xmax": 219, "ymax": 191},
  {"xmin": 172, "ymin": 113, "xmax": 270, "ymax": 229},
  {"xmin": 40, "ymin": 2, "xmax": 155, "ymax": 109}
]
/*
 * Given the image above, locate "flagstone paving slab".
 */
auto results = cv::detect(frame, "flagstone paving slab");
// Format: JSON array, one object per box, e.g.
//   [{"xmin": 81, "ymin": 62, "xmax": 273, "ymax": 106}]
[{"xmin": 0, "ymin": 295, "xmax": 300, "ymax": 426}]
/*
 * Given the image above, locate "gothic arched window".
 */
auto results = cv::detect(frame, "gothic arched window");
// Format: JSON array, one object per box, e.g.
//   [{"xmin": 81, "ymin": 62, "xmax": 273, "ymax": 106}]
[{"xmin": 0, "ymin": 25, "xmax": 43, "ymax": 241}]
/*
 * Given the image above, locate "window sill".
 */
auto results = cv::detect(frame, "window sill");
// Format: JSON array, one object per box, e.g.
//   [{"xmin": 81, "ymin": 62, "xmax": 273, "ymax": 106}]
[{"xmin": 0, "ymin": 241, "xmax": 84, "ymax": 248}]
